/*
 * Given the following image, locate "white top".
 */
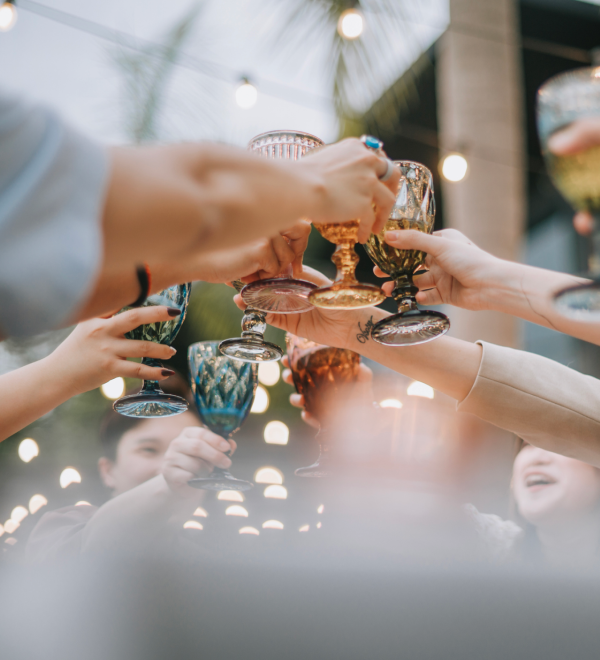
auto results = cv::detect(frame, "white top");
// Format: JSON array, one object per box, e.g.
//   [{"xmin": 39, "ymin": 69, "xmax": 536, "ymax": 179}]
[{"xmin": 0, "ymin": 90, "xmax": 108, "ymax": 337}]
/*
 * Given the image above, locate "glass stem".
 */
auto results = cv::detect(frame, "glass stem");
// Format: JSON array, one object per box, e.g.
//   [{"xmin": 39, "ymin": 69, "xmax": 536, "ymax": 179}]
[
  {"xmin": 316, "ymin": 426, "xmax": 333, "ymax": 468},
  {"xmin": 589, "ymin": 212, "xmax": 600, "ymax": 278},
  {"xmin": 331, "ymin": 242, "xmax": 359, "ymax": 285},
  {"xmin": 392, "ymin": 276, "xmax": 419, "ymax": 313},
  {"xmin": 140, "ymin": 357, "xmax": 164, "ymax": 394}
]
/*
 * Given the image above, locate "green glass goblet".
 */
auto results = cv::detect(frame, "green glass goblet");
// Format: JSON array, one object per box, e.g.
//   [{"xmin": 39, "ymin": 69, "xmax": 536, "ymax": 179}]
[{"xmin": 187, "ymin": 341, "xmax": 257, "ymax": 491}]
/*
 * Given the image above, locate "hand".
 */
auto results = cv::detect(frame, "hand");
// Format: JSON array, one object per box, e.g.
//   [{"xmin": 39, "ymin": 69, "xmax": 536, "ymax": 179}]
[
  {"xmin": 161, "ymin": 427, "xmax": 236, "ymax": 497},
  {"xmin": 378, "ymin": 228, "xmax": 507, "ymax": 311},
  {"xmin": 548, "ymin": 118, "xmax": 600, "ymax": 237},
  {"xmin": 297, "ymin": 138, "xmax": 400, "ymax": 243},
  {"xmin": 282, "ymin": 356, "xmax": 375, "ymax": 428},
  {"xmin": 48, "ymin": 306, "xmax": 181, "ymax": 395}
]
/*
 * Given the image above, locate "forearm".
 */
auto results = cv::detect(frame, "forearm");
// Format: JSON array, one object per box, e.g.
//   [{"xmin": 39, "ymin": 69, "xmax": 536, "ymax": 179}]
[
  {"xmin": 343, "ymin": 308, "xmax": 482, "ymax": 402},
  {"xmin": 80, "ymin": 475, "xmax": 200, "ymax": 554},
  {"xmin": 0, "ymin": 354, "xmax": 80, "ymax": 441},
  {"xmin": 485, "ymin": 261, "xmax": 600, "ymax": 344}
]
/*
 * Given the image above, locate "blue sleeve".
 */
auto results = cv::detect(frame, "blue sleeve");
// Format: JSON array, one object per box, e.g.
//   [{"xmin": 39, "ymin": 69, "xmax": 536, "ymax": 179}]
[{"xmin": 0, "ymin": 90, "xmax": 109, "ymax": 337}]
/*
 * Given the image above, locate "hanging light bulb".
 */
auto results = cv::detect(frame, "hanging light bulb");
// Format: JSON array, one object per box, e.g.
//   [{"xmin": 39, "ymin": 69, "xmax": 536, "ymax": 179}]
[
  {"xmin": 235, "ymin": 77, "xmax": 258, "ymax": 109},
  {"xmin": 0, "ymin": 1, "xmax": 17, "ymax": 32},
  {"xmin": 337, "ymin": 7, "xmax": 364, "ymax": 40}
]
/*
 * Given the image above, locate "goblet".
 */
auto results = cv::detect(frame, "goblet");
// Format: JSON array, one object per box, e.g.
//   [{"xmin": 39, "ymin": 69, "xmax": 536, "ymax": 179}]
[
  {"xmin": 364, "ymin": 161, "xmax": 450, "ymax": 345},
  {"xmin": 537, "ymin": 67, "xmax": 600, "ymax": 319},
  {"xmin": 114, "ymin": 283, "xmax": 191, "ymax": 417},
  {"xmin": 187, "ymin": 341, "xmax": 257, "ymax": 491},
  {"xmin": 240, "ymin": 130, "xmax": 324, "ymax": 314},
  {"xmin": 218, "ymin": 280, "xmax": 283, "ymax": 362},
  {"xmin": 286, "ymin": 333, "xmax": 360, "ymax": 477}
]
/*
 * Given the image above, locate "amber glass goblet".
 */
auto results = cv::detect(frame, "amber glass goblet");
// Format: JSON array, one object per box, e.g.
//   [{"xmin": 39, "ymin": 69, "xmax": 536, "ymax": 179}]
[
  {"xmin": 240, "ymin": 130, "xmax": 324, "ymax": 314},
  {"xmin": 286, "ymin": 333, "xmax": 360, "ymax": 477},
  {"xmin": 364, "ymin": 161, "xmax": 450, "ymax": 345}
]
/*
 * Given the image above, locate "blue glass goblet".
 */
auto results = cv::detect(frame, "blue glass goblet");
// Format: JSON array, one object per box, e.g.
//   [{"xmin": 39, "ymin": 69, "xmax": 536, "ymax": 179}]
[
  {"xmin": 187, "ymin": 341, "xmax": 257, "ymax": 491},
  {"xmin": 113, "ymin": 283, "xmax": 191, "ymax": 418}
]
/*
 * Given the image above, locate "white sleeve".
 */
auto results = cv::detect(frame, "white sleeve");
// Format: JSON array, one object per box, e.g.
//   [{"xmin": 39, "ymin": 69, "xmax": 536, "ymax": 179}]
[{"xmin": 0, "ymin": 90, "xmax": 109, "ymax": 337}]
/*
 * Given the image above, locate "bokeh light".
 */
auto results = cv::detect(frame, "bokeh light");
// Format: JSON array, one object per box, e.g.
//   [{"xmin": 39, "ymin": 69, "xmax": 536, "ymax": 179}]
[
  {"xmin": 316, "ymin": 522, "xmax": 322, "ymax": 529},
  {"xmin": 4, "ymin": 537, "xmax": 17, "ymax": 546},
  {"xmin": 258, "ymin": 361, "xmax": 280, "ymax": 386},
  {"xmin": 264, "ymin": 420, "xmax": 289, "ymax": 445},
  {"xmin": 101, "ymin": 377, "xmax": 125, "ymax": 400},
  {"xmin": 4, "ymin": 519, "xmax": 19, "ymax": 534},
  {"xmin": 183, "ymin": 520, "xmax": 203, "ymax": 530},
  {"xmin": 262, "ymin": 520, "xmax": 284, "ymax": 530},
  {"xmin": 441, "ymin": 154, "xmax": 468, "ymax": 182},
  {"xmin": 193, "ymin": 507, "xmax": 208, "ymax": 518},
  {"xmin": 317, "ymin": 504, "xmax": 324, "ymax": 514},
  {"xmin": 60, "ymin": 467, "xmax": 82, "ymax": 489},
  {"xmin": 75, "ymin": 501, "xmax": 92, "ymax": 506},
  {"xmin": 239, "ymin": 526, "xmax": 259, "ymax": 535},
  {"xmin": 0, "ymin": 2, "xmax": 17, "ymax": 32},
  {"xmin": 337, "ymin": 8, "xmax": 364, "ymax": 39},
  {"xmin": 226, "ymin": 505, "xmax": 248, "ymax": 517},
  {"xmin": 11, "ymin": 506, "xmax": 28, "ymax": 523},
  {"xmin": 235, "ymin": 79, "xmax": 258, "ymax": 108},
  {"xmin": 217, "ymin": 490, "xmax": 244, "ymax": 502},
  {"xmin": 251, "ymin": 386, "xmax": 269, "ymax": 413},
  {"xmin": 380, "ymin": 398, "xmax": 403, "ymax": 409},
  {"xmin": 299, "ymin": 525, "xmax": 309, "ymax": 532},
  {"xmin": 407, "ymin": 381, "xmax": 435, "ymax": 399},
  {"xmin": 18, "ymin": 438, "xmax": 39, "ymax": 463},
  {"xmin": 254, "ymin": 467, "xmax": 283, "ymax": 484},
  {"xmin": 29, "ymin": 494, "xmax": 48, "ymax": 514},
  {"xmin": 264, "ymin": 485, "xmax": 287, "ymax": 499}
]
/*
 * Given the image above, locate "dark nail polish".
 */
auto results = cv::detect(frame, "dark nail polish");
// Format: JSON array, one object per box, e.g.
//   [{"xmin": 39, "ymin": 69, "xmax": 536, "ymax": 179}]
[
  {"xmin": 161, "ymin": 369, "xmax": 175, "ymax": 377},
  {"xmin": 167, "ymin": 307, "xmax": 182, "ymax": 317}
]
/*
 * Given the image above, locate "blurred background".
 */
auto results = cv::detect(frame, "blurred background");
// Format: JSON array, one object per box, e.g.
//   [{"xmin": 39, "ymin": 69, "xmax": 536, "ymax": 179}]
[{"xmin": 1, "ymin": 0, "xmax": 599, "ymax": 550}]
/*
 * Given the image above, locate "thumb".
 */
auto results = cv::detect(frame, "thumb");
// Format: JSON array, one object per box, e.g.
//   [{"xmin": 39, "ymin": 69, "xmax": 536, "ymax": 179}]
[{"xmin": 384, "ymin": 229, "xmax": 444, "ymax": 256}]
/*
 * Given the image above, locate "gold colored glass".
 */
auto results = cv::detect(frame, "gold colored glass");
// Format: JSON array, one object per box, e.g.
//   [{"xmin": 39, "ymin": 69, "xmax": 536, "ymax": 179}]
[
  {"xmin": 241, "ymin": 130, "xmax": 324, "ymax": 314},
  {"xmin": 364, "ymin": 161, "xmax": 450, "ymax": 345},
  {"xmin": 286, "ymin": 333, "xmax": 360, "ymax": 477}
]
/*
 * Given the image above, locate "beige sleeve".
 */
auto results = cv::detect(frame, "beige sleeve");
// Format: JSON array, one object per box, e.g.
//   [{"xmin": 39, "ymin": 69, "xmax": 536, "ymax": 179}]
[{"xmin": 457, "ymin": 341, "xmax": 600, "ymax": 466}]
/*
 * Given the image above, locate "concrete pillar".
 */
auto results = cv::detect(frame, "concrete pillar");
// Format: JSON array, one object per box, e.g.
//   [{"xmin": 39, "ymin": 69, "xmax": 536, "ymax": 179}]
[{"xmin": 437, "ymin": 0, "xmax": 525, "ymax": 347}]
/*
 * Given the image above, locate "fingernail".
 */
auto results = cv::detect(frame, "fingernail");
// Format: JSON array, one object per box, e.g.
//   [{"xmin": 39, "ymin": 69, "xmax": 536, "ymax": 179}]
[
  {"xmin": 385, "ymin": 230, "xmax": 400, "ymax": 240},
  {"xmin": 161, "ymin": 369, "xmax": 175, "ymax": 377},
  {"xmin": 220, "ymin": 441, "xmax": 230, "ymax": 450},
  {"xmin": 169, "ymin": 347, "xmax": 177, "ymax": 355},
  {"xmin": 167, "ymin": 307, "xmax": 182, "ymax": 317},
  {"xmin": 547, "ymin": 131, "xmax": 569, "ymax": 153}
]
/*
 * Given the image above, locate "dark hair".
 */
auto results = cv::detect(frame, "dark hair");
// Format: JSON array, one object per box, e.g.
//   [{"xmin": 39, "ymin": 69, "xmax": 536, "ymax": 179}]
[{"xmin": 99, "ymin": 373, "xmax": 195, "ymax": 461}]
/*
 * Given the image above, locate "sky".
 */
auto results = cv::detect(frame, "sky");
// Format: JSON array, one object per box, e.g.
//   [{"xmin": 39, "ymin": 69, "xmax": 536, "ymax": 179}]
[{"xmin": 0, "ymin": 0, "xmax": 448, "ymax": 146}]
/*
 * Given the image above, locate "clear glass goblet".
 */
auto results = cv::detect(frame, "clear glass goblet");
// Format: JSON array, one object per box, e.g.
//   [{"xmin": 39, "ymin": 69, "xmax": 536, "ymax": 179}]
[
  {"xmin": 187, "ymin": 341, "xmax": 257, "ymax": 491},
  {"xmin": 364, "ymin": 161, "xmax": 450, "ymax": 345},
  {"xmin": 537, "ymin": 67, "xmax": 600, "ymax": 319},
  {"xmin": 218, "ymin": 280, "xmax": 283, "ymax": 362},
  {"xmin": 286, "ymin": 333, "xmax": 360, "ymax": 477},
  {"xmin": 240, "ymin": 130, "xmax": 324, "ymax": 314},
  {"xmin": 114, "ymin": 283, "xmax": 191, "ymax": 417}
]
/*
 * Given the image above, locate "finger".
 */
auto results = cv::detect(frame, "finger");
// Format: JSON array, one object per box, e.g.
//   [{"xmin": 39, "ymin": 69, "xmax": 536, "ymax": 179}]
[
  {"xmin": 370, "ymin": 184, "xmax": 397, "ymax": 239},
  {"xmin": 290, "ymin": 393, "xmax": 305, "ymax": 409},
  {"xmin": 412, "ymin": 270, "xmax": 435, "ymax": 290},
  {"xmin": 168, "ymin": 453, "xmax": 208, "ymax": 476},
  {"xmin": 282, "ymin": 220, "xmax": 311, "ymax": 277},
  {"xmin": 233, "ymin": 293, "xmax": 247, "ymax": 312},
  {"xmin": 258, "ymin": 235, "xmax": 295, "ymax": 279},
  {"xmin": 229, "ymin": 439, "xmax": 237, "ymax": 455},
  {"xmin": 281, "ymin": 355, "xmax": 290, "ymax": 368},
  {"xmin": 373, "ymin": 266, "xmax": 389, "ymax": 279},
  {"xmin": 574, "ymin": 211, "xmax": 594, "ymax": 236},
  {"xmin": 174, "ymin": 440, "xmax": 232, "ymax": 470},
  {"xmin": 117, "ymin": 361, "xmax": 174, "ymax": 381},
  {"xmin": 295, "ymin": 265, "xmax": 333, "ymax": 287},
  {"xmin": 356, "ymin": 202, "xmax": 377, "ymax": 244},
  {"xmin": 282, "ymin": 368, "xmax": 294, "ymax": 385},
  {"xmin": 384, "ymin": 229, "xmax": 446, "ymax": 256},
  {"xmin": 381, "ymin": 281, "xmax": 394, "ymax": 297},
  {"xmin": 110, "ymin": 306, "xmax": 181, "ymax": 336},
  {"xmin": 415, "ymin": 288, "xmax": 443, "ymax": 306},
  {"xmin": 548, "ymin": 117, "xmax": 600, "ymax": 156},
  {"xmin": 178, "ymin": 427, "xmax": 232, "ymax": 453},
  {"xmin": 164, "ymin": 464, "xmax": 204, "ymax": 487},
  {"xmin": 115, "ymin": 339, "xmax": 176, "ymax": 360},
  {"xmin": 301, "ymin": 410, "xmax": 320, "ymax": 429}
]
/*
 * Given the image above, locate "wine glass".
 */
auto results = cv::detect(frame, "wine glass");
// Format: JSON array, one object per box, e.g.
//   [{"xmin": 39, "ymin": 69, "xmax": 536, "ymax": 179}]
[
  {"xmin": 364, "ymin": 161, "xmax": 450, "ymax": 345},
  {"xmin": 218, "ymin": 280, "xmax": 283, "ymax": 362},
  {"xmin": 240, "ymin": 130, "xmax": 324, "ymax": 314},
  {"xmin": 187, "ymin": 341, "xmax": 257, "ymax": 491},
  {"xmin": 286, "ymin": 333, "xmax": 360, "ymax": 477},
  {"xmin": 537, "ymin": 67, "xmax": 600, "ymax": 318},
  {"xmin": 114, "ymin": 283, "xmax": 191, "ymax": 417}
]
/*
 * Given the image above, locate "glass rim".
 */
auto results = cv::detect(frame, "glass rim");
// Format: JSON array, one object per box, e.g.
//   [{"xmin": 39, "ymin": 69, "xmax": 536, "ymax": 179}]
[
  {"xmin": 248, "ymin": 129, "xmax": 325, "ymax": 147},
  {"xmin": 538, "ymin": 66, "xmax": 600, "ymax": 95}
]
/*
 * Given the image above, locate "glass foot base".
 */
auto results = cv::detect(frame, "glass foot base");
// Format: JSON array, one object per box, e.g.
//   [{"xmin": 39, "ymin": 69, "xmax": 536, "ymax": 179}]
[
  {"xmin": 308, "ymin": 283, "xmax": 385, "ymax": 310},
  {"xmin": 113, "ymin": 393, "xmax": 189, "ymax": 418},
  {"xmin": 219, "ymin": 336, "xmax": 283, "ymax": 362},
  {"xmin": 241, "ymin": 278, "xmax": 317, "ymax": 314},
  {"xmin": 188, "ymin": 471, "xmax": 254, "ymax": 491},
  {"xmin": 554, "ymin": 281, "xmax": 600, "ymax": 320},
  {"xmin": 371, "ymin": 310, "xmax": 450, "ymax": 346},
  {"xmin": 295, "ymin": 461, "xmax": 330, "ymax": 478}
]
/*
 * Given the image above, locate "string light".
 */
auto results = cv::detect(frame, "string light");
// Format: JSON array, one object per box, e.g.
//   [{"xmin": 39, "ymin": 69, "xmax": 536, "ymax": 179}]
[
  {"xmin": 60, "ymin": 467, "xmax": 82, "ymax": 489},
  {"xmin": 264, "ymin": 485, "xmax": 287, "ymax": 499},
  {"xmin": 407, "ymin": 381, "xmax": 434, "ymax": 399},
  {"xmin": 225, "ymin": 505, "xmax": 248, "ymax": 517},
  {"xmin": 254, "ymin": 467, "xmax": 283, "ymax": 484},
  {"xmin": 440, "ymin": 153, "xmax": 468, "ymax": 182},
  {"xmin": 337, "ymin": 8, "xmax": 364, "ymax": 40},
  {"xmin": 29, "ymin": 494, "xmax": 47, "ymax": 514},
  {"xmin": 18, "ymin": 438, "xmax": 39, "ymax": 463},
  {"xmin": 10, "ymin": 506, "xmax": 28, "ymax": 523},
  {"xmin": 251, "ymin": 386, "xmax": 269, "ymax": 413},
  {"xmin": 258, "ymin": 362, "xmax": 280, "ymax": 386},
  {"xmin": 0, "ymin": 1, "xmax": 17, "ymax": 32},
  {"xmin": 235, "ymin": 77, "xmax": 258, "ymax": 109},
  {"xmin": 264, "ymin": 420, "xmax": 289, "ymax": 445},
  {"xmin": 380, "ymin": 398, "xmax": 403, "ymax": 409},
  {"xmin": 101, "ymin": 377, "xmax": 125, "ymax": 400}
]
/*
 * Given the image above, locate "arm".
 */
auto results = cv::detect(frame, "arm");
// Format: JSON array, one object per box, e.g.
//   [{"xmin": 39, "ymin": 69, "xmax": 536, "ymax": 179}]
[
  {"xmin": 80, "ymin": 428, "xmax": 233, "ymax": 554},
  {"xmin": 0, "ymin": 306, "xmax": 179, "ymax": 441},
  {"xmin": 381, "ymin": 229, "xmax": 600, "ymax": 346}
]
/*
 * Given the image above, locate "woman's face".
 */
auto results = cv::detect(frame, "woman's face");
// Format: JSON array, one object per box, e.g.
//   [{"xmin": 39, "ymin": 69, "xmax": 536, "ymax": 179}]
[{"xmin": 512, "ymin": 445, "xmax": 600, "ymax": 526}]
